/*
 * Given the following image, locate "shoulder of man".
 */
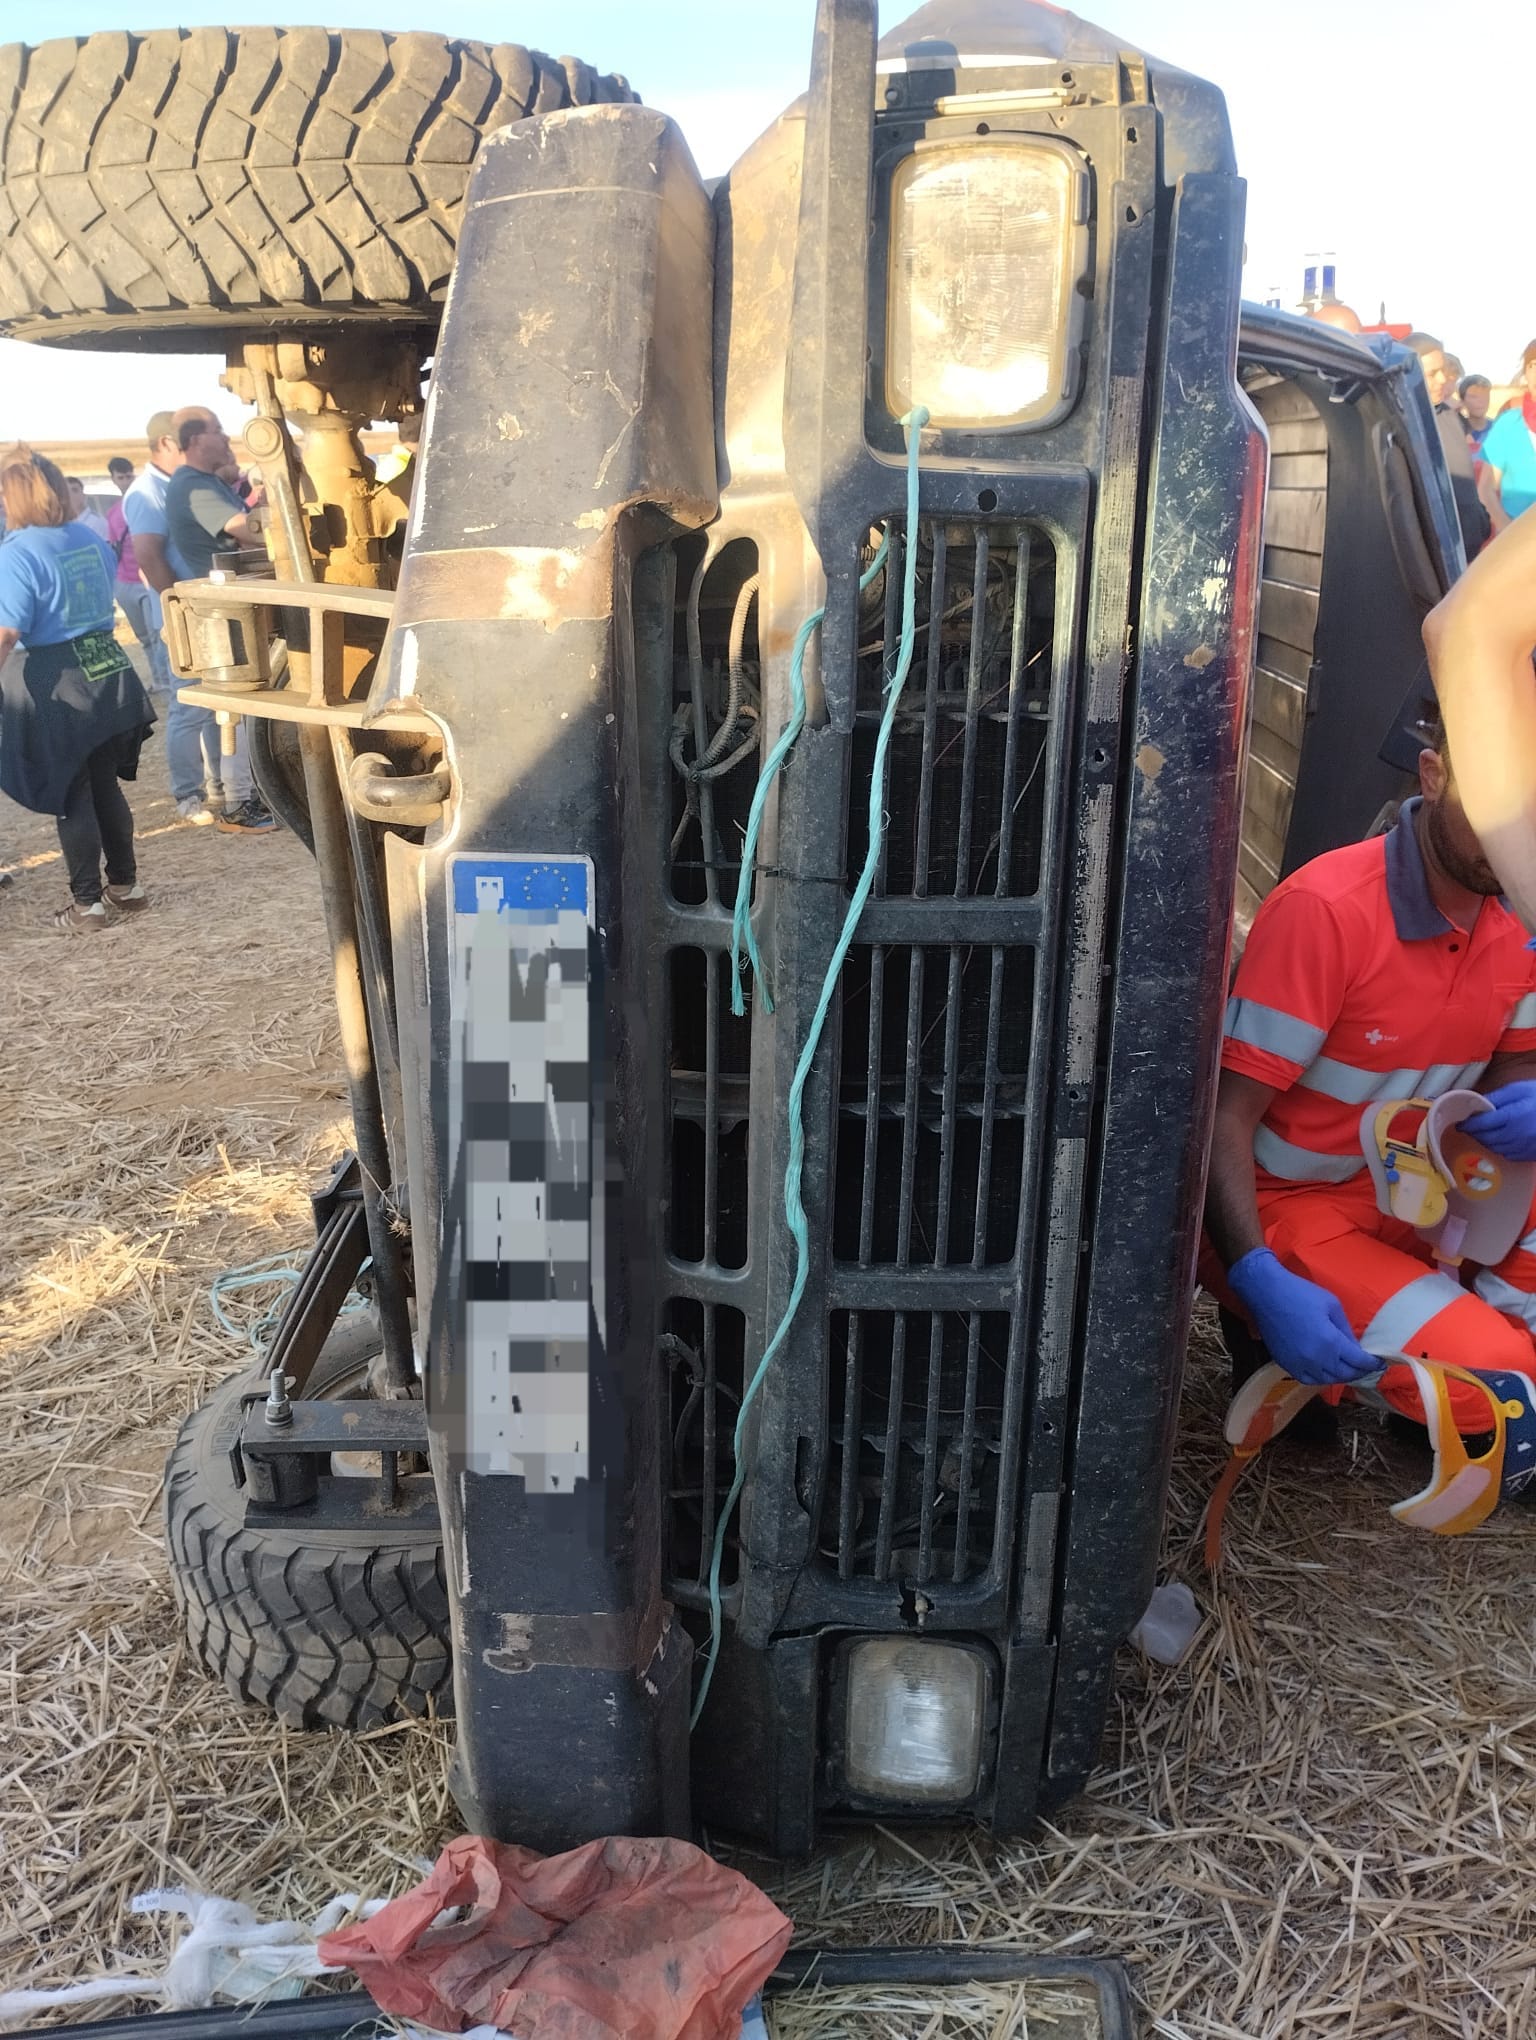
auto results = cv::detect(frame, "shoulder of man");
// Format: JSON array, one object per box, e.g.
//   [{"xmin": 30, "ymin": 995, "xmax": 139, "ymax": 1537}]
[
  {"xmin": 1266, "ymin": 835, "xmax": 1385, "ymax": 918},
  {"xmin": 189, "ymin": 469, "xmax": 244, "ymax": 509},
  {"xmin": 123, "ymin": 470, "xmax": 168, "ymax": 534}
]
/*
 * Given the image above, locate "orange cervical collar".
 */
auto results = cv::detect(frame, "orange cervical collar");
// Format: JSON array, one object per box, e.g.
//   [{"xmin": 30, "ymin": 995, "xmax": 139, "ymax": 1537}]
[{"xmin": 1205, "ymin": 1358, "xmax": 1524, "ymax": 1568}]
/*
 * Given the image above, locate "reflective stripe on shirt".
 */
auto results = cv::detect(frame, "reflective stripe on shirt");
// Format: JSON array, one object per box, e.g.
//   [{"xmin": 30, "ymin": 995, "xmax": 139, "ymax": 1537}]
[
  {"xmin": 1474, "ymin": 1270, "xmax": 1536, "ymax": 1331},
  {"xmin": 1361, "ymin": 1271, "xmax": 1468, "ymax": 1354},
  {"xmin": 1253, "ymin": 1125, "xmax": 1365, "ymax": 1183},
  {"xmin": 1509, "ymin": 993, "xmax": 1536, "ymax": 1031},
  {"xmin": 1296, "ymin": 1056, "xmax": 1489, "ymax": 1104},
  {"xmin": 1224, "ymin": 996, "xmax": 1328, "ymax": 1066},
  {"xmin": 1422, "ymin": 1059, "xmax": 1489, "ymax": 1096}
]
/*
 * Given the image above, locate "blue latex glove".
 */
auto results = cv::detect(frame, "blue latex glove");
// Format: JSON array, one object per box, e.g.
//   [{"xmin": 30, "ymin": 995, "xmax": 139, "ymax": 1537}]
[
  {"xmin": 1227, "ymin": 1248, "xmax": 1378, "ymax": 1386},
  {"xmin": 1467, "ymin": 1082, "xmax": 1536, "ymax": 1163}
]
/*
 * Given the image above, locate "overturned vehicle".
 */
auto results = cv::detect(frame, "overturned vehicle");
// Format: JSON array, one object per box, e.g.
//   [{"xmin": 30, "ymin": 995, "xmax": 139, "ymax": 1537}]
[{"xmin": 0, "ymin": 0, "xmax": 1459, "ymax": 1856}]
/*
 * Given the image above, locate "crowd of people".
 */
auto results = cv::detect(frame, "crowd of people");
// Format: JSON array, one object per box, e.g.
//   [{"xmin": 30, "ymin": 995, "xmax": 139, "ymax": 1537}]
[
  {"xmin": 108, "ymin": 406, "xmax": 273, "ymax": 836},
  {"xmin": 1408, "ymin": 332, "xmax": 1536, "ymax": 557},
  {"xmin": 0, "ymin": 405, "xmax": 276, "ymax": 931},
  {"xmin": 0, "ymin": 337, "xmax": 1530, "ymax": 947}
]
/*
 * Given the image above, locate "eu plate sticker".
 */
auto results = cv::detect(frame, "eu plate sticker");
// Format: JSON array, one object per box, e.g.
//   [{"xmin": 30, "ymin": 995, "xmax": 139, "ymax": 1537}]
[{"xmin": 447, "ymin": 855, "xmax": 594, "ymax": 1488}]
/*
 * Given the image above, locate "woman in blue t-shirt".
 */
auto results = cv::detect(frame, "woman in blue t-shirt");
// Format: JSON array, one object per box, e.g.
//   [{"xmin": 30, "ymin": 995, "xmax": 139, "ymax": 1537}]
[
  {"xmin": 0, "ymin": 446, "xmax": 156, "ymax": 930},
  {"xmin": 1479, "ymin": 341, "xmax": 1536, "ymax": 532}
]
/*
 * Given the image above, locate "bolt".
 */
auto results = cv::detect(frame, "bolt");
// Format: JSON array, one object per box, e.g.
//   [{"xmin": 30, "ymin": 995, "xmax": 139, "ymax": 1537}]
[
  {"xmin": 264, "ymin": 1367, "xmax": 293, "ymax": 1428},
  {"xmin": 245, "ymin": 415, "xmax": 284, "ymax": 459}
]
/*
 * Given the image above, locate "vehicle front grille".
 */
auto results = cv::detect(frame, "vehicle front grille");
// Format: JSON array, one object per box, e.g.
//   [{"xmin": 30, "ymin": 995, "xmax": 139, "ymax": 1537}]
[
  {"xmin": 824, "ymin": 1308, "xmax": 1014, "ymax": 1583},
  {"xmin": 657, "ymin": 516, "xmax": 1057, "ymax": 1599},
  {"xmin": 823, "ymin": 518, "xmax": 1055, "ymax": 1584},
  {"xmin": 833, "ymin": 942, "xmax": 1033, "ymax": 1268},
  {"xmin": 848, "ymin": 521, "xmax": 1050, "ymax": 897}
]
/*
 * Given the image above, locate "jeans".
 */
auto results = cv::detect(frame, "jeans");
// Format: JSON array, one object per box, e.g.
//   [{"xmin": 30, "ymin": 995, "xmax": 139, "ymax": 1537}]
[
  {"xmin": 166, "ymin": 700, "xmax": 253, "ymax": 806},
  {"xmin": 114, "ymin": 580, "xmax": 172, "ymax": 693},
  {"xmin": 57, "ymin": 742, "xmax": 137, "ymax": 903}
]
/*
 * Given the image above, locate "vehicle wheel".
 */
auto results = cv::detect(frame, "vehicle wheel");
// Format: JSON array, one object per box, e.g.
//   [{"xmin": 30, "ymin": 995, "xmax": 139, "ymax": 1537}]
[
  {"xmin": 247, "ymin": 713, "xmax": 313, "ymax": 855},
  {"xmin": 164, "ymin": 1317, "xmax": 452, "ymax": 1730},
  {"xmin": 0, "ymin": 28, "xmax": 633, "ymax": 347}
]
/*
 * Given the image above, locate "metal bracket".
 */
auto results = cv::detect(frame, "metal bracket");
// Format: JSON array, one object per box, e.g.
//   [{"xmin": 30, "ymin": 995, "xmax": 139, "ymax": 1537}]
[
  {"xmin": 234, "ymin": 1395, "xmax": 429, "ymax": 1512},
  {"xmin": 162, "ymin": 578, "xmax": 427, "ymax": 731},
  {"xmin": 240, "ymin": 1399, "xmax": 429, "ymax": 1460}
]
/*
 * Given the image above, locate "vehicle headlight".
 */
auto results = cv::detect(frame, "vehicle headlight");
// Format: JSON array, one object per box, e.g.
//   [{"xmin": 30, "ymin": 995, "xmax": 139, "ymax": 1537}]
[
  {"xmin": 842, "ymin": 1638, "xmax": 990, "ymax": 1802},
  {"xmin": 886, "ymin": 137, "xmax": 1089, "ymax": 431}
]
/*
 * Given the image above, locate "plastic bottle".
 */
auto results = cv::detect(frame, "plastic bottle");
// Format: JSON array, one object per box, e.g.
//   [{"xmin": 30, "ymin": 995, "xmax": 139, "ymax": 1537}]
[{"xmin": 1129, "ymin": 1581, "xmax": 1203, "ymax": 1666}]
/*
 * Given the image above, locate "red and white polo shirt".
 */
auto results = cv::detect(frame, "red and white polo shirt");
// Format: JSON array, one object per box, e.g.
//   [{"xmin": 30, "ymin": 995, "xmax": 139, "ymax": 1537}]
[{"xmin": 1223, "ymin": 800, "xmax": 1536, "ymax": 1195}]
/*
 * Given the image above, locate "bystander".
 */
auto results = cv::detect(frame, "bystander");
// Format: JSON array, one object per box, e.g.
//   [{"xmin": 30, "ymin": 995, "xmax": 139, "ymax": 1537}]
[
  {"xmin": 1423, "ymin": 507, "xmax": 1536, "ymax": 933},
  {"xmin": 105, "ymin": 453, "xmax": 172, "ymax": 699},
  {"xmin": 1476, "ymin": 340, "xmax": 1536, "ymax": 533},
  {"xmin": 0, "ymin": 446, "xmax": 155, "ymax": 931},
  {"xmin": 1408, "ymin": 332, "xmax": 1491, "ymax": 556},
  {"xmin": 126, "ymin": 404, "xmax": 271, "ymax": 833},
  {"xmin": 162, "ymin": 406, "xmax": 273, "ymax": 835},
  {"xmin": 1458, "ymin": 374, "xmax": 1494, "ymax": 453},
  {"xmin": 65, "ymin": 476, "xmax": 109, "ymax": 542}
]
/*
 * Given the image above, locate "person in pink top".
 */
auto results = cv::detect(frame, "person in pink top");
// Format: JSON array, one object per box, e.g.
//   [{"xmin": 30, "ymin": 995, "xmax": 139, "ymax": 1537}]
[{"xmin": 106, "ymin": 453, "xmax": 171, "ymax": 697}]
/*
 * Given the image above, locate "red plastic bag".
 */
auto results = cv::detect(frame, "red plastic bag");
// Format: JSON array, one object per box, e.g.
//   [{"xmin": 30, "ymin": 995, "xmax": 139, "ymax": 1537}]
[{"xmin": 318, "ymin": 1834, "xmax": 792, "ymax": 2039}]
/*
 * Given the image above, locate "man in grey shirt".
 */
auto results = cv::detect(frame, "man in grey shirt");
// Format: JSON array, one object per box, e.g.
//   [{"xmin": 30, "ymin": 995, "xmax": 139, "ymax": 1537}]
[
  {"xmin": 166, "ymin": 409, "xmax": 253, "ymax": 579},
  {"xmin": 162, "ymin": 406, "xmax": 273, "ymax": 833},
  {"xmin": 1406, "ymin": 333, "xmax": 1491, "ymax": 561}
]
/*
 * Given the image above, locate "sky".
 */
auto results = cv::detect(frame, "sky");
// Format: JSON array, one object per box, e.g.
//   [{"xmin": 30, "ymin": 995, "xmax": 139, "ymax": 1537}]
[{"xmin": 0, "ymin": 0, "xmax": 1527, "ymax": 442}]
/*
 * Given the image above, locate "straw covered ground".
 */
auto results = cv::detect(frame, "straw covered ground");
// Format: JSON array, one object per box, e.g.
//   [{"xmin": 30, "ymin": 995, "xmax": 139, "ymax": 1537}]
[{"xmin": 4, "ymin": 729, "xmax": 1536, "ymax": 2037}]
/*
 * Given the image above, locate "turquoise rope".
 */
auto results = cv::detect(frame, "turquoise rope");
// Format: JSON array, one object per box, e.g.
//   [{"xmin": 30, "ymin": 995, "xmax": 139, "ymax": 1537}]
[
  {"xmin": 210, "ymin": 1253, "xmax": 372, "ymax": 1358},
  {"xmin": 729, "ymin": 536, "xmax": 892, "ymax": 1018},
  {"xmin": 694, "ymin": 406, "xmax": 930, "ymax": 1727}
]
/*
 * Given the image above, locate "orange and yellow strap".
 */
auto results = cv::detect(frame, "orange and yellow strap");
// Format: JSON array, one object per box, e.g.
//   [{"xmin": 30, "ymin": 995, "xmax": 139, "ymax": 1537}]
[{"xmin": 1204, "ymin": 1357, "xmax": 1523, "ymax": 1568}]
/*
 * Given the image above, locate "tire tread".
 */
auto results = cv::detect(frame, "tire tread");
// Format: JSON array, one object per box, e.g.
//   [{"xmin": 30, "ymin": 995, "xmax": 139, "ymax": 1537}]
[
  {"xmin": 163, "ymin": 1357, "xmax": 453, "ymax": 1733},
  {"xmin": 0, "ymin": 26, "xmax": 633, "ymax": 340}
]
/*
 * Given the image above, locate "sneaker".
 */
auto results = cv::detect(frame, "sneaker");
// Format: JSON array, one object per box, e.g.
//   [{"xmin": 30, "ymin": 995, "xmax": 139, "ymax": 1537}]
[
  {"xmin": 104, "ymin": 881, "xmax": 149, "ymax": 915},
  {"xmin": 215, "ymin": 798, "xmax": 277, "ymax": 835},
  {"xmin": 177, "ymin": 797, "xmax": 215, "ymax": 826},
  {"xmin": 53, "ymin": 899, "xmax": 109, "ymax": 933}
]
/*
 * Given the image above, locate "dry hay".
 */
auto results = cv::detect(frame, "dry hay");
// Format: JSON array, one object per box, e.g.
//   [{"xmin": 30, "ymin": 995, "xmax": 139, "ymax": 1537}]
[
  {"xmin": 727, "ymin": 1332, "xmax": 1536, "ymax": 2039},
  {"xmin": 7, "ymin": 706, "xmax": 1536, "ymax": 2035},
  {"xmin": 0, "ymin": 727, "xmax": 460, "ymax": 2025}
]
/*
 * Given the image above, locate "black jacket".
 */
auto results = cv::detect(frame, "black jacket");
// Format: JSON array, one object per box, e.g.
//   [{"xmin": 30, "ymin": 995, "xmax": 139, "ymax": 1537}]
[{"xmin": 0, "ymin": 632, "xmax": 155, "ymax": 815}]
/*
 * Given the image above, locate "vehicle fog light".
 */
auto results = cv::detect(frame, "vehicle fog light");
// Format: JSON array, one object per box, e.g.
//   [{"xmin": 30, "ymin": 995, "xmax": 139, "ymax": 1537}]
[
  {"xmin": 886, "ymin": 137, "xmax": 1089, "ymax": 431},
  {"xmin": 843, "ymin": 1638, "xmax": 987, "ymax": 1801}
]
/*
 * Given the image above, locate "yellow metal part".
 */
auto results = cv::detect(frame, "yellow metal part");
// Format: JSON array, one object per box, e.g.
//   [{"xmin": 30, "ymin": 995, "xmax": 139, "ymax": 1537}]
[
  {"xmin": 225, "ymin": 338, "xmax": 421, "ymax": 591},
  {"xmin": 292, "ymin": 410, "xmax": 410, "ymax": 588},
  {"xmin": 1369, "ymin": 1100, "xmax": 1450, "ymax": 1232}
]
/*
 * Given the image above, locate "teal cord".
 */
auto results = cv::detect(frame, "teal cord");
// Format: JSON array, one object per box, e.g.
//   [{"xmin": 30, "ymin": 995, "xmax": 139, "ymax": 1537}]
[
  {"xmin": 729, "ymin": 535, "xmax": 892, "ymax": 1018},
  {"xmin": 210, "ymin": 1252, "xmax": 372, "ymax": 1358},
  {"xmin": 694, "ymin": 406, "xmax": 930, "ymax": 1727}
]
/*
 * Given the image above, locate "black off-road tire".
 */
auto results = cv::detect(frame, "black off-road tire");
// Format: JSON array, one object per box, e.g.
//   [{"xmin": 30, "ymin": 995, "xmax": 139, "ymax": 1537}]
[
  {"xmin": 165, "ymin": 1319, "xmax": 452, "ymax": 1730},
  {"xmin": 0, "ymin": 28, "xmax": 633, "ymax": 348}
]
